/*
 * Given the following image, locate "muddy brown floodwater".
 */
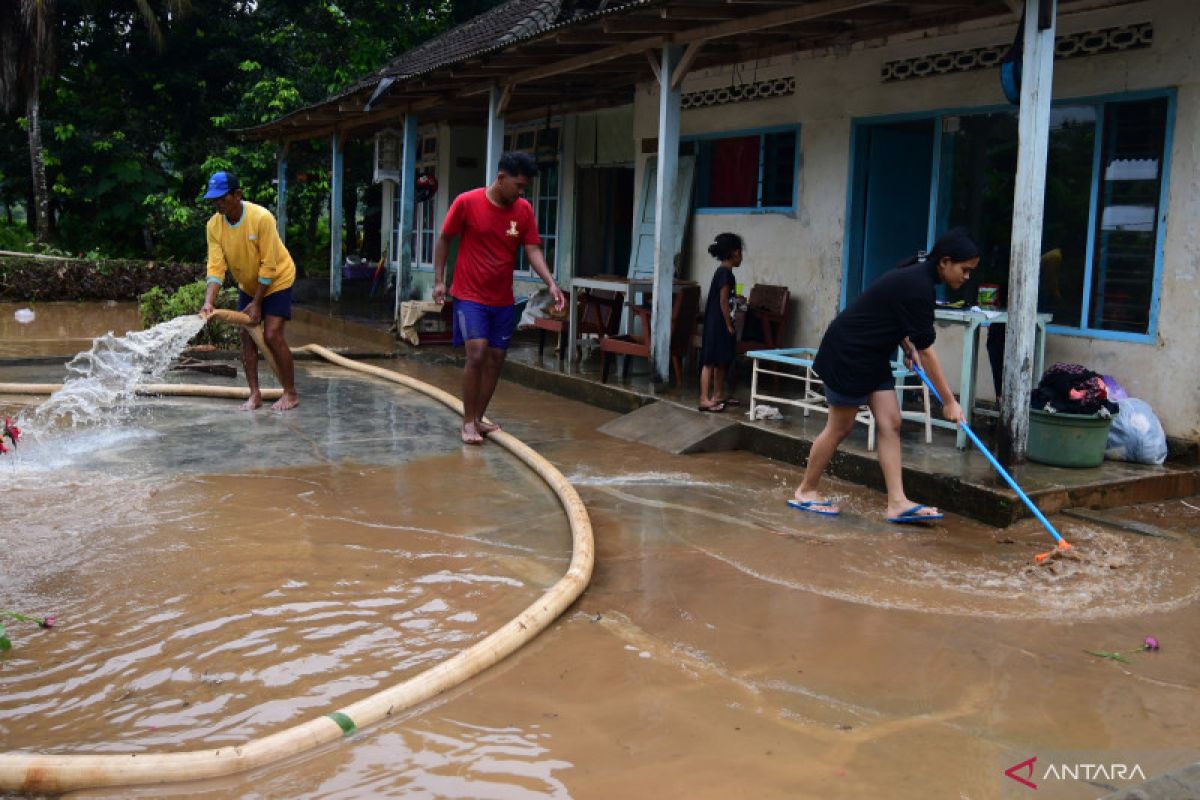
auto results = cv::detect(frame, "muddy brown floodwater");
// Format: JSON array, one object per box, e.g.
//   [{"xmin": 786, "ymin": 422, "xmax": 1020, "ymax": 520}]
[
  {"xmin": 0, "ymin": 303, "xmax": 143, "ymax": 359},
  {"xmin": 1, "ymin": 343, "xmax": 1198, "ymax": 799}
]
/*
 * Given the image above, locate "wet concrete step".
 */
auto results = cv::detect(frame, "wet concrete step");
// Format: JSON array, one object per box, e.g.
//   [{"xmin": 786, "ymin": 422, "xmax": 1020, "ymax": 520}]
[
  {"xmin": 598, "ymin": 401, "xmax": 741, "ymax": 455},
  {"xmin": 401, "ymin": 346, "xmax": 1200, "ymax": 528},
  {"xmin": 744, "ymin": 417, "xmax": 1200, "ymax": 527}
]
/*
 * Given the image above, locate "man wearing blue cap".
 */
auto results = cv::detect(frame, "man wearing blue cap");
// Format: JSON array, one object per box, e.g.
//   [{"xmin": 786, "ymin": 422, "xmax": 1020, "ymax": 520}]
[{"xmin": 199, "ymin": 170, "xmax": 299, "ymax": 411}]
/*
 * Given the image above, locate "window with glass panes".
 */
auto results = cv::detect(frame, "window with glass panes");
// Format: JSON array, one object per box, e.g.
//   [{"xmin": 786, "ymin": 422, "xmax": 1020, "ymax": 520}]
[
  {"xmin": 503, "ymin": 124, "xmax": 561, "ymax": 276},
  {"xmin": 930, "ymin": 93, "xmax": 1171, "ymax": 338},
  {"xmin": 392, "ymin": 132, "xmax": 438, "ymax": 269},
  {"xmin": 691, "ymin": 127, "xmax": 799, "ymax": 211}
]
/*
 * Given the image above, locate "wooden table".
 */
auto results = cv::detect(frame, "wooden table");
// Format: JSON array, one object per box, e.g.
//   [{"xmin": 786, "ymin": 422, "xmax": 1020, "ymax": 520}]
[{"xmin": 565, "ymin": 275, "xmax": 697, "ymax": 368}]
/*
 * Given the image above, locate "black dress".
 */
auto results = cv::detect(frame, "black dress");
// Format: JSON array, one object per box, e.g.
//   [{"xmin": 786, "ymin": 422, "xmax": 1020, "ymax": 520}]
[
  {"xmin": 813, "ymin": 259, "xmax": 940, "ymax": 395},
  {"xmin": 700, "ymin": 266, "xmax": 736, "ymax": 367}
]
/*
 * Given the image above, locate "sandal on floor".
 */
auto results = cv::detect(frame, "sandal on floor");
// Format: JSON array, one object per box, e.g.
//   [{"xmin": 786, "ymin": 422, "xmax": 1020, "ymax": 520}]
[
  {"xmin": 698, "ymin": 402, "xmax": 727, "ymax": 413},
  {"xmin": 787, "ymin": 499, "xmax": 840, "ymax": 516},
  {"xmin": 887, "ymin": 504, "xmax": 944, "ymax": 524}
]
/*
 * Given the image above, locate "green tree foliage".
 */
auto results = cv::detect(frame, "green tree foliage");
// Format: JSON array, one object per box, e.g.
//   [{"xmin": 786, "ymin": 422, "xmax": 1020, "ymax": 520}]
[
  {"xmin": 0, "ymin": 0, "xmax": 502, "ymax": 262},
  {"xmin": 0, "ymin": 0, "xmax": 58, "ymax": 243},
  {"xmin": 139, "ymin": 279, "xmax": 239, "ymax": 347}
]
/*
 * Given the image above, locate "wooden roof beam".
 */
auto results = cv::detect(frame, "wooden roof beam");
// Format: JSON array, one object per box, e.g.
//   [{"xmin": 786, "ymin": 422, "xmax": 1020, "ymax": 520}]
[
  {"xmin": 842, "ymin": 6, "xmax": 915, "ymax": 21},
  {"xmin": 661, "ymin": 6, "xmax": 743, "ymax": 20},
  {"xmin": 675, "ymin": 0, "xmax": 892, "ymax": 44},
  {"xmin": 456, "ymin": 0, "xmax": 893, "ymax": 100},
  {"xmin": 602, "ymin": 17, "xmax": 688, "ymax": 33},
  {"xmin": 468, "ymin": 33, "xmax": 668, "ymax": 92},
  {"xmin": 474, "ymin": 55, "xmax": 548, "ymax": 68},
  {"xmin": 552, "ymin": 30, "xmax": 625, "ymax": 45},
  {"xmin": 903, "ymin": 0, "xmax": 987, "ymax": 7},
  {"xmin": 671, "ymin": 40, "xmax": 705, "ymax": 89}
]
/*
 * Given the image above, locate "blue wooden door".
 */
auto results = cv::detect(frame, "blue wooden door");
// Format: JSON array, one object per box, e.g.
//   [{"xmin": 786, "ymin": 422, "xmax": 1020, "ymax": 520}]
[
  {"xmin": 629, "ymin": 155, "xmax": 696, "ymax": 279},
  {"xmin": 848, "ymin": 123, "xmax": 934, "ymax": 301}
]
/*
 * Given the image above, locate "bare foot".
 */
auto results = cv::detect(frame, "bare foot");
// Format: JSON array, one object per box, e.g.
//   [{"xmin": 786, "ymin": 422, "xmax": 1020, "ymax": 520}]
[
  {"xmin": 476, "ymin": 419, "xmax": 501, "ymax": 435},
  {"xmin": 793, "ymin": 489, "xmax": 840, "ymax": 514},
  {"xmin": 271, "ymin": 392, "xmax": 300, "ymax": 411},
  {"xmin": 239, "ymin": 392, "xmax": 263, "ymax": 411},
  {"xmin": 461, "ymin": 421, "xmax": 484, "ymax": 445}
]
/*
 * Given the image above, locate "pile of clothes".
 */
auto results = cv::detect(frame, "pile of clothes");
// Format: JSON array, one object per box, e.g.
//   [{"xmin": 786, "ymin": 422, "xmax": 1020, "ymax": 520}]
[{"xmin": 1030, "ymin": 362, "xmax": 1120, "ymax": 417}]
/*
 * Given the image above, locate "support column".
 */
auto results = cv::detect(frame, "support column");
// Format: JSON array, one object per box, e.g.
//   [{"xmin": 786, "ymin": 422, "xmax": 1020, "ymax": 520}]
[
  {"xmin": 380, "ymin": 180, "xmax": 395, "ymax": 279},
  {"xmin": 275, "ymin": 144, "xmax": 288, "ymax": 242},
  {"xmin": 557, "ymin": 115, "xmax": 579, "ymax": 290},
  {"xmin": 999, "ymin": 0, "xmax": 1056, "ymax": 465},
  {"xmin": 651, "ymin": 45, "xmax": 683, "ymax": 384},
  {"xmin": 485, "ymin": 86, "xmax": 505, "ymax": 182},
  {"xmin": 329, "ymin": 132, "xmax": 344, "ymax": 301},
  {"xmin": 395, "ymin": 114, "xmax": 419, "ymax": 322}
]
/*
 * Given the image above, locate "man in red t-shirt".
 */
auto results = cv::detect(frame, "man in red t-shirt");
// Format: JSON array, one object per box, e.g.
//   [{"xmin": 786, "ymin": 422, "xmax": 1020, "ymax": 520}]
[{"xmin": 433, "ymin": 151, "xmax": 566, "ymax": 444}]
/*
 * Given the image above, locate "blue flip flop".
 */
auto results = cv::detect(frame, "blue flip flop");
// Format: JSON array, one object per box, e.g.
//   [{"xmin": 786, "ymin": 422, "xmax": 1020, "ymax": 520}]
[
  {"xmin": 787, "ymin": 498, "xmax": 840, "ymax": 516},
  {"xmin": 887, "ymin": 504, "xmax": 944, "ymax": 524}
]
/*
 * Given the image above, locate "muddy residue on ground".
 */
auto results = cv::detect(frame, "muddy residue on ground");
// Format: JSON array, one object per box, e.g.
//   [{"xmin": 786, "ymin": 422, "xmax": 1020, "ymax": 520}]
[{"xmin": 1, "ymin": 356, "xmax": 1197, "ymax": 799}]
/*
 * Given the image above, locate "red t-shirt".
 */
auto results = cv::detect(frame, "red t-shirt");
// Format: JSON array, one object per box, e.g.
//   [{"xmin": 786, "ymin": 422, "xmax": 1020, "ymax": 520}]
[{"xmin": 442, "ymin": 187, "xmax": 541, "ymax": 306}]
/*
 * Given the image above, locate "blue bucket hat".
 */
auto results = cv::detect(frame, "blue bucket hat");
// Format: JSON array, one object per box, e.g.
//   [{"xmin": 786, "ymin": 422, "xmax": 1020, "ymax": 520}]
[{"xmin": 204, "ymin": 170, "xmax": 240, "ymax": 199}]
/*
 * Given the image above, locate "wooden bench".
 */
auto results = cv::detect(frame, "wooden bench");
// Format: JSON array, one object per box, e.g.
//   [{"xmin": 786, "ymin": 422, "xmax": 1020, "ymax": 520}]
[{"xmin": 746, "ymin": 347, "xmax": 932, "ymax": 451}]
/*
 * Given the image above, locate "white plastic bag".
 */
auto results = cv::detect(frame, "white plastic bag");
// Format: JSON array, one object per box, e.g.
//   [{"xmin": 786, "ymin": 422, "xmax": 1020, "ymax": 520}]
[
  {"xmin": 748, "ymin": 404, "xmax": 784, "ymax": 421},
  {"xmin": 1105, "ymin": 397, "xmax": 1168, "ymax": 465},
  {"xmin": 517, "ymin": 289, "xmax": 553, "ymax": 329}
]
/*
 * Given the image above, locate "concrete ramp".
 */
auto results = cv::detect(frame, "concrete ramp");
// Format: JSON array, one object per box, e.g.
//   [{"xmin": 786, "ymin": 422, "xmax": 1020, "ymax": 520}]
[{"xmin": 598, "ymin": 401, "xmax": 742, "ymax": 455}]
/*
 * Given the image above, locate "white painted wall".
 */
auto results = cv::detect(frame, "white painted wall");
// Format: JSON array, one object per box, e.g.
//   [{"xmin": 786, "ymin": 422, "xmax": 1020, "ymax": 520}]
[{"xmin": 631, "ymin": 0, "xmax": 1198, "ymax": 439}]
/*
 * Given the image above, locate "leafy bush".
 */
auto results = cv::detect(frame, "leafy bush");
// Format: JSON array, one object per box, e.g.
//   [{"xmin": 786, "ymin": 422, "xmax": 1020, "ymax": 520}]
[
  {"xmin": 0, "ymin": 221, "xmax": 33, "ymax": 252},
  {"xmin": 139, "ymin": 280, "xmax": 239, "ymax": 348},
  {"xmin": 0, "ymin": 256, "xmax": 202, "ymax": 300}
]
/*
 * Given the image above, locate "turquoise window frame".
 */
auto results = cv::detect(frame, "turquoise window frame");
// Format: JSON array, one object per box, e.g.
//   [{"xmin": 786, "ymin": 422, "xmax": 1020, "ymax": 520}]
[
  {"xmin": 841, "ymin": 88, "xmax": 1175, "ymax": 344},
  {"xmin": 508, "ymin": 120, "xmax": 563, "ymax": 280},
  {"xmin": 404, "ymin": 128, "xmax": 440, "ymax": 274},
  {"xmin": 684, "ymin": 124, "xmax": 801, "ymax": 214}
]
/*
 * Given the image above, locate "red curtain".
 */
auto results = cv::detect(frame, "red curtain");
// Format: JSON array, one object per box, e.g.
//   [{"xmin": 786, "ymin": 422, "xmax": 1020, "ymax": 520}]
[{"xmin": 707, "ymin": 136, "xmax": 759, "ymax": 207}]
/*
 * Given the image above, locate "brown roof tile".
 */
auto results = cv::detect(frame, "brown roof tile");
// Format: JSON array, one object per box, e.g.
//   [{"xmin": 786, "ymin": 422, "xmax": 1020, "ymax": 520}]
[
  {"xmin": 349, "ymin": 0, "xmax": 649, "ymax": 98},
  {"xmin": 242, "ymin": 0, "xmax": 648, "ymax": 136}
]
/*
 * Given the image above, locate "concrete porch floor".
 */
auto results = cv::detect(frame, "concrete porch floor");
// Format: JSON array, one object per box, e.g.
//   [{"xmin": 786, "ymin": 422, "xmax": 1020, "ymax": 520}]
[
  {"xmin": 362, "ymin": 323, "xmax": 1199, "ymax": 528},
  {"xmin": 280, "ymin": 300, "xmax": 1200, "ymax": 528}
]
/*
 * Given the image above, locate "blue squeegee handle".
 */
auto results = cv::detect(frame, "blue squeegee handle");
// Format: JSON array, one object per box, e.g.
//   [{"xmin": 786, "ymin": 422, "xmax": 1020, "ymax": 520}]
[{"xmin": 910, "ymin": 364, "xmax": 1065, "ymax": 546}]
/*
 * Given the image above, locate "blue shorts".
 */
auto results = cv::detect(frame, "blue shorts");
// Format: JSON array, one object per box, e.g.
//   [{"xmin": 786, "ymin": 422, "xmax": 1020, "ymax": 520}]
[
  {"xmin": 823, "ymin": 377, "xmax": 895, "ymax": 408},
  {"xmin": 238, "ymin": 287, "xmax": 293, "ymax": 320},
  {"xmin": 452, "ymin": 298, "xmax": 515, "ymax": 350}
]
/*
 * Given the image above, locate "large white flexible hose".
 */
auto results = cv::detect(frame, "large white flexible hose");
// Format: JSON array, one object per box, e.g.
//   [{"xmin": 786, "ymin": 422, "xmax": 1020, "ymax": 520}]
[{"xmin": 0, "ymin": 331, "xmax": 594, "ymax": 794}]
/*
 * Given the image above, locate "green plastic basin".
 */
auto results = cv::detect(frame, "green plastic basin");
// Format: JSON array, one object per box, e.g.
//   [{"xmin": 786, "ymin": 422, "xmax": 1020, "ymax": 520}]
[{"xmin": 1026, "ymin": 408, "xmax": 1116, "ymax": 468}]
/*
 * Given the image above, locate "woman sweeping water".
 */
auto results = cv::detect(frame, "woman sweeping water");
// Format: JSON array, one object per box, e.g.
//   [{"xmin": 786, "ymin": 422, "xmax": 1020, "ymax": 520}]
[{"xmin": 790, "ymin": 228, "xmax": 976, "ymax": 523}]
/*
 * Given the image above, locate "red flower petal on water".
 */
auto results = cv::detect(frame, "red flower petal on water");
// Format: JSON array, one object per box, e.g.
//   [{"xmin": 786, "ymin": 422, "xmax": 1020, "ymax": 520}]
[{"xmin": 39, "ymin": 616, "xmax": 56, "ymax": 629}]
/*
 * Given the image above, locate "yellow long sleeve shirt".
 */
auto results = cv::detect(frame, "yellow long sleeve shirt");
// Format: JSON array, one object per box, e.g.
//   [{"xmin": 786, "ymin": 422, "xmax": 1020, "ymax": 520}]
[{"xmin": 205, "ymin": 201, "xmax": 295, "ymax": 296}]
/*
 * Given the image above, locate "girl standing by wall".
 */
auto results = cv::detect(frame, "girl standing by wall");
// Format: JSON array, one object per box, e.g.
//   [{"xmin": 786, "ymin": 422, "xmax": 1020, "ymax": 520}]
[{"xmin": 699, "ymin": 233, "xmax": 743, "ymax": 412}]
